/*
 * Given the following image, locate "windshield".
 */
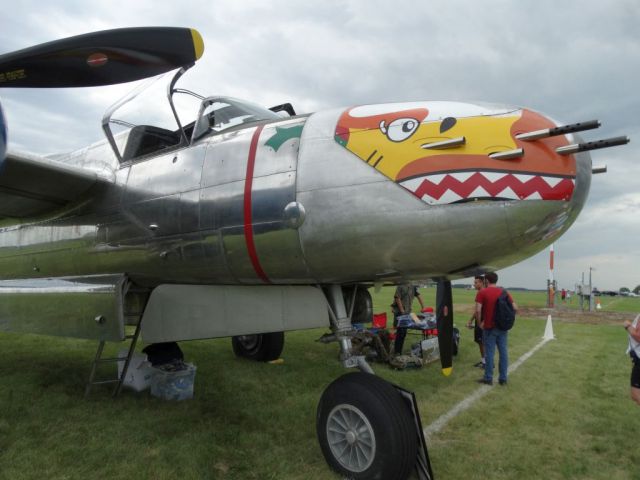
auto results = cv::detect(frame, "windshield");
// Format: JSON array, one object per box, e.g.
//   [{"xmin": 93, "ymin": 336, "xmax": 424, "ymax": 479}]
[{"xmin": 192, "ymin": 96, "xmax": 281, "ymax": 141}]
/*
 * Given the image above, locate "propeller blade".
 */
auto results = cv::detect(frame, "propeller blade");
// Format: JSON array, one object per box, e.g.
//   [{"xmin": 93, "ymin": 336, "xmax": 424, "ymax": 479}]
[
  {"xmin": 0, "ymin": 27, "xmax": 204, "ymax": 88},
  {"xmin": 436, "ymin": 279, "xmax": 454, "ymax": 376},
  {"xmin": 0, "ymin": 103, "xmax": 6, "ymax": 160}
]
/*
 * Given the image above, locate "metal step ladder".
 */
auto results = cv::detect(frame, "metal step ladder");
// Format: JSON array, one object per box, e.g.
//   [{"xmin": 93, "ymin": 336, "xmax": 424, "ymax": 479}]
[{"xmin": 85, "ymin": 283, "xmax": 150, "ymax": 398}]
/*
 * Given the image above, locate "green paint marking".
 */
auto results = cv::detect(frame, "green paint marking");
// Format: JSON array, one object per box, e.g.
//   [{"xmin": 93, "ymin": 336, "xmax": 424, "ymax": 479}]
[{"xmin": 264, "ymin": 125, "xmax": 304, "ymax": 152}]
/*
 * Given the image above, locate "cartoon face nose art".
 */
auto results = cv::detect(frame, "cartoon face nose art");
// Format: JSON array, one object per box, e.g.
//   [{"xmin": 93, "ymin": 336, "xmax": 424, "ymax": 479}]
[
  {"xmin": 379, "ymin": 117, "xmax": 421, "ymax": 142},
  {"xmin": 334, "ymin": 102, "xmax": 577, "ymax": 205}
]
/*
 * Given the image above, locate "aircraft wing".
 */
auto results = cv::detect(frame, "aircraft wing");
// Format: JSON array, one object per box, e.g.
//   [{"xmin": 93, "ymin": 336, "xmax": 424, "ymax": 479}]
[{"xmin": 0, "ymin": 150, "xmax": 110, "ymax": 218}]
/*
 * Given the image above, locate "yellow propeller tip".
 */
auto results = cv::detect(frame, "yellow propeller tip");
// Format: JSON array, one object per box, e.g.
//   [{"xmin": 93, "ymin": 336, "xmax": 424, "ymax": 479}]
[
  {"xmin": 190, "ymin": 29, "xmax": 205, "ymax": 60},
  {"xmin": 441, "ymin": 367, "xmax": 453, "ymax": 377}
]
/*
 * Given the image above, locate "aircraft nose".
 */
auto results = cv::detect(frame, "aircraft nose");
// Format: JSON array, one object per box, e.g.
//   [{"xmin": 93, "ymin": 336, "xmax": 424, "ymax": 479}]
[
  {"xmin": 335, "ymin": 102, "xmax": 588, "ymax": 205},
  {"xmin": 332, "ymin": 102, "xmax": 628, "ymax": 212}
]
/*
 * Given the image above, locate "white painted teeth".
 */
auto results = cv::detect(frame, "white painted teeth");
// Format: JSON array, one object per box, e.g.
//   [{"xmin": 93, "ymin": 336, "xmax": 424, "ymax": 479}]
[
  {"xmin": 448, "ymin": 171, "xmax": 475, "ymax": 182},
  {"xmin": 544, "ymin": 176, "xmax": 564, "ymax": 188},
  {"xmin": 513, "ymin": 173, "xmax": 535, "ymax": 183},
  {"xmin": 468, "ymin": 186, "xmax": 490, "ymax": 198},
  {"xmin": 399, "ymin": 177, "xmax": 423, "ymax": 192},
  {"xmin": 400, "ymin": 171, "xmax": 574, "ymax": 203},
  {"xmin": 433, "ymin": 190, "xmax": 462, "ymax": 204},
  {"xmin": 497, "ymin": 187, "xmax": 519, "ymax": 200},
  {"xmin": 482, "ymin": 171, "xmax": 505, "ymax": 183},
  {"xmin": 426, "ymin": 173, "xmax": 447, "ymax": 184}
]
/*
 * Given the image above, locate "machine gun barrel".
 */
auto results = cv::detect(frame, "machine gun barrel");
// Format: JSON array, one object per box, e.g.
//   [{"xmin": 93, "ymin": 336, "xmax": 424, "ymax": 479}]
[
  {"xmin": 516, "ymin": 120, "xmax": 601, "ymax": 141},
  {"xmin": 556, "ymin": 135, "xmax": 629, "ymax": 155}
]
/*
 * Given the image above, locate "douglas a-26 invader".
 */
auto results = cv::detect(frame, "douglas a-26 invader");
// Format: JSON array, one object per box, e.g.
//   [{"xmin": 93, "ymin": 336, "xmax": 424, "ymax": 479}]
[{"xmin": 0, "ymin": 27, "xmax": 629, "ymax": 480}]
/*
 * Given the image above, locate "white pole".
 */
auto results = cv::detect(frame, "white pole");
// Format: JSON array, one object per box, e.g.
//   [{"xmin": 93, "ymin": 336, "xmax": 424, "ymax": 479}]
[{"xmin": 548, "ymin": 244, "xmax": 555, "ymax": 307}]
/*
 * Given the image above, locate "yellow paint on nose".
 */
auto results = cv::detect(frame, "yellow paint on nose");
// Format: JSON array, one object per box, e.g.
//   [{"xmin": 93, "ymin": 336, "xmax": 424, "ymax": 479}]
[
  {"xmin": 349, "ymin": 114, "xmax": 520, "ymax": 180},
  {"xmin": 442, "ymin": 367, "xmax": 453, "ymax": 377}
]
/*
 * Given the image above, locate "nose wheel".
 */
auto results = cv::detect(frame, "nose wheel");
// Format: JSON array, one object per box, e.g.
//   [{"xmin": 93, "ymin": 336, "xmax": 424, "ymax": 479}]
[
  {"xmin": 317, "ymin": 372, "xmax": 417, "ymax": 480},
  {"xmin": 325, "ymin": 403, "xmax": 376, "ymax": 472}
]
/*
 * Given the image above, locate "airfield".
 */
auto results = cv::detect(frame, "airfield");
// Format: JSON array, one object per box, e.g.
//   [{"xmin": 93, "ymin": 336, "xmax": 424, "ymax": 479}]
[{"xmin": 0, "ymin": 287, "xmax": 638, "ymax": 479}]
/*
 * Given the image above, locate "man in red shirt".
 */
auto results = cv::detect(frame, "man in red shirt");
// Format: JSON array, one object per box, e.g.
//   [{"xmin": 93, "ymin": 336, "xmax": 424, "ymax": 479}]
[{"xmin": 475, "ymin": 272, "xmax": 517, "ymax": 385}]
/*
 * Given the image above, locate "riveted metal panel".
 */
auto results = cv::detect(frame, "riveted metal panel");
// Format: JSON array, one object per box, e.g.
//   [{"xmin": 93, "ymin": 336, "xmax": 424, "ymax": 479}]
[
  {"xmin": 141, "ymin": 284, "xmax": 329, "ymax": 342},
  {"xmin": 199, "ymin": 119, "xmax": 311, "ymax": 284},
  {"xmin": 123, "ymin": 145, "xmax": 206, "ymax": 203},
  {"xmin": 0, "ymin": 274, "xmax": 125, "ymax": 341}
]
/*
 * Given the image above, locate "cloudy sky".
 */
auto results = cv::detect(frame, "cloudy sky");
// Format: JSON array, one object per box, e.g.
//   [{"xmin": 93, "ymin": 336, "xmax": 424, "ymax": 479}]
[{"xmin": 1, "ymin": 0, "xmax": 638, "ymax": 290}]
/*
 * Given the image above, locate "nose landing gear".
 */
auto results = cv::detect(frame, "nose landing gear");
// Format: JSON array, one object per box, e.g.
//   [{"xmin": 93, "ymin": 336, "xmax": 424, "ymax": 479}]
[
  {"xmin": 318, "ymin": 284, "xmax": 437, "ymax": 480},
  {"xmin": 316, "ymin": 372, "xmax": 418, "ymax": 480}
]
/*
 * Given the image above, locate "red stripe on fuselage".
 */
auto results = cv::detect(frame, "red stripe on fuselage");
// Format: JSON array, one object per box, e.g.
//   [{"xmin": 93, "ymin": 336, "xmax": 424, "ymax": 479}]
[{"xmin": 244, "ymin": 125, "xmax": 270, "ymax": 283}]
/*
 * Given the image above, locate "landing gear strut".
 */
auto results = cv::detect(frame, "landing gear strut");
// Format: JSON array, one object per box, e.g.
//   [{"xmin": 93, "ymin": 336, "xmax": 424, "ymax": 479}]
[
  {"xmin": 323, "ymin": 284, "xmax": 374, "ymax": 373},
  {"xmin": 317, "ymin": 285, "xmax": 431, "ymax": 480},
  {"xmin": 316, "ymin": 372, "xmax": 417, "ymax": 480}
]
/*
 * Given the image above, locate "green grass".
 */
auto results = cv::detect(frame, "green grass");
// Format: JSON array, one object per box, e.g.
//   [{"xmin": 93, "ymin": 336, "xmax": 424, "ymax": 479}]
[
  {"xmin": 374, "ymin": 285, "xmax": 552, "ymax": 312},
  {"xmin": 0, "ymin": 290, "xmax": 639, "ymax": 479},
  {"xmin": 561, "ymin": 294, "xmax": 640, "ymax": 313}
]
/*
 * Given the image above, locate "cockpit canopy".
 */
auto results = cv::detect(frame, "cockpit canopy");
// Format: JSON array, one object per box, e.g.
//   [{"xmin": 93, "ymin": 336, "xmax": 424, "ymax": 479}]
[
  {"xmin": 102, "ymin": 68, "xmax": 285, "ymax": 163},
  {"xmin": 192, "ymin": 96, "xmax": 281, "ymax": 141}
]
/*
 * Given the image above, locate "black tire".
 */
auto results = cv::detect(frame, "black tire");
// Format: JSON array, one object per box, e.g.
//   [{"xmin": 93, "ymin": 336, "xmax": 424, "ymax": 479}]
[
  {"xmin": 316, "ymin": 372, "xmax": 417, "ymax": 480},
  {"xmin": 231, "ymin": 332, "xmax": 284, "ymax": 361}
]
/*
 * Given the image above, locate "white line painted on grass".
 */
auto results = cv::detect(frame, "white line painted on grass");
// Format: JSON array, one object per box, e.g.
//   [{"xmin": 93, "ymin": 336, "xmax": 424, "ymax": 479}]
[{"xmin": 423, "ymin": 336, "xmax": 553, "ymax": 439}]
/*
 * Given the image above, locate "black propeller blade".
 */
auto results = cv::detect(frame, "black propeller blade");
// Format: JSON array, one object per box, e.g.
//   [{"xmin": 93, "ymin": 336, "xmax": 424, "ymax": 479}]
[
  {"xmin": 0, "ymin": 27, "xmax": 204, "ymax": 88},
  {"xmin": 436, "ymin": 279, "xmax": 454, "ymax": 376},
  {"xmin": 0, "ymin": 104, "xmax": 6, "ymax": 160}
]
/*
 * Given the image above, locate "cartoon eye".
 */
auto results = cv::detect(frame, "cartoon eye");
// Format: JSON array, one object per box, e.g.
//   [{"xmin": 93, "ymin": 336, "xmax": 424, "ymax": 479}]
[
  {"xmin": 380, "ymin": 117, "xmax": 420, "ymax": 142},
  {"xmin": 440, "ymin": 117, "xmax": 457, "ymax": 133}
]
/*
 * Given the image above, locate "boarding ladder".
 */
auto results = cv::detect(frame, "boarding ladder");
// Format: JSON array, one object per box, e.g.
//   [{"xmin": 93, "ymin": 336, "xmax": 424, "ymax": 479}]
[{"xmin": 84, "ymin": 283, "xmax": 151, "ymax": 398}]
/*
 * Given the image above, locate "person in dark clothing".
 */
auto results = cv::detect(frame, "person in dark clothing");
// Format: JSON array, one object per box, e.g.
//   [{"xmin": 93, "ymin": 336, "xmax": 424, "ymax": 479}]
[
  {"xmin": 392, "ymin": 283, "xmax": 425, "ymax": 355},
  {"xmin": 623, "ymin": 314, "xmax": 640, "ymax": 405},
  {"xmin": 467, "ymin": 275, "xmax": 486, "ymax": 368}
]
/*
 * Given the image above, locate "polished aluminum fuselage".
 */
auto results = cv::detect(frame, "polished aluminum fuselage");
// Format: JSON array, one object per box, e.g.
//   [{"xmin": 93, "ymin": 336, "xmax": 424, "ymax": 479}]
[{"xmin": 0, "ymin": 107, "xmax": 591, "ymax": 286}]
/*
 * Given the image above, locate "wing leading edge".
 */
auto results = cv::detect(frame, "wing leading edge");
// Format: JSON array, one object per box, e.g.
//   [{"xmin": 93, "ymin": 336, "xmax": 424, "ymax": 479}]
[{"xmin": 0, "ymin": 151, "xmax": 110, "ymax": 218}]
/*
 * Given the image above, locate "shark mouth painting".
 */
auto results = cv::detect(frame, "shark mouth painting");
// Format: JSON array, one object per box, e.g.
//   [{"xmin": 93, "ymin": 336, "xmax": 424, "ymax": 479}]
[
  {"xmin": 334, "ymin": 101, "xmax": 578, "ymax": 206},
  {"xmin": 399, "ymin": 170, "xmax": 575, "ymax": 205}
]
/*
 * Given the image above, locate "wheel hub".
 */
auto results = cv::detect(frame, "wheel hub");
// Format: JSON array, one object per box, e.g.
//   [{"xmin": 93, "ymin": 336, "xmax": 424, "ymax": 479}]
[
  {"xmin": 237, "ymin": 335, "xmax": 259, "ymax": 350},
  {"xmin": 345, "ymin": 430, "xmax": 356, "ymax": 445},
  {"xmin": 326, "ymin": 404, "xmax": 376, "ymax": 473}
]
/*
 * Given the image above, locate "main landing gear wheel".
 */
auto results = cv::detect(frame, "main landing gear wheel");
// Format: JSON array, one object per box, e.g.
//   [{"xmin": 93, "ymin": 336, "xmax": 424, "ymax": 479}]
[
  {"xmin": 231, "ymin": 331, "xmax": 284, "ymax": 361},
  {"xmin": 316, "ymin": 372, "xmax": 417, "ymax": 480}
]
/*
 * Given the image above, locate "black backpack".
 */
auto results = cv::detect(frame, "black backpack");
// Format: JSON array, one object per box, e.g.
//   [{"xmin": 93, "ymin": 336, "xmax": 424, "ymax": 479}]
[{"xmin": 493, "ymin": 289, "xmax": 516, "ymax": 331}]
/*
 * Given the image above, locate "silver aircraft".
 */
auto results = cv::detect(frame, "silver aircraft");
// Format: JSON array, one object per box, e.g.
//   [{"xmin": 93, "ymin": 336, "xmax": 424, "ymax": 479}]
[{"xmin": 0, "ymin": 27, "xmax": 629, "ymax": 480}]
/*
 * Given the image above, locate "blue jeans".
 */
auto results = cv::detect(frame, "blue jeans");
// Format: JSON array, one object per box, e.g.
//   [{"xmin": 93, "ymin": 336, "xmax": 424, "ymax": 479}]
[{"xmin": 483, "ymin": 328, "xmax": 508, "ymax": 382}]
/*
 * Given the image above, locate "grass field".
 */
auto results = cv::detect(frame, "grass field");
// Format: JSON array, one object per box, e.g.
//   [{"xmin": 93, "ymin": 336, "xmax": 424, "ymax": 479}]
[{"xmin": 0, "ymin": 289, "xmax": 639, "ymax": 479}]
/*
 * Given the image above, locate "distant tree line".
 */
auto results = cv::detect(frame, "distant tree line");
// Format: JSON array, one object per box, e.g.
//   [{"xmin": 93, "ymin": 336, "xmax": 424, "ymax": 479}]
[{"xmin": 618, "ymin": 286, "xmax": 640, "ymax": 296}]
